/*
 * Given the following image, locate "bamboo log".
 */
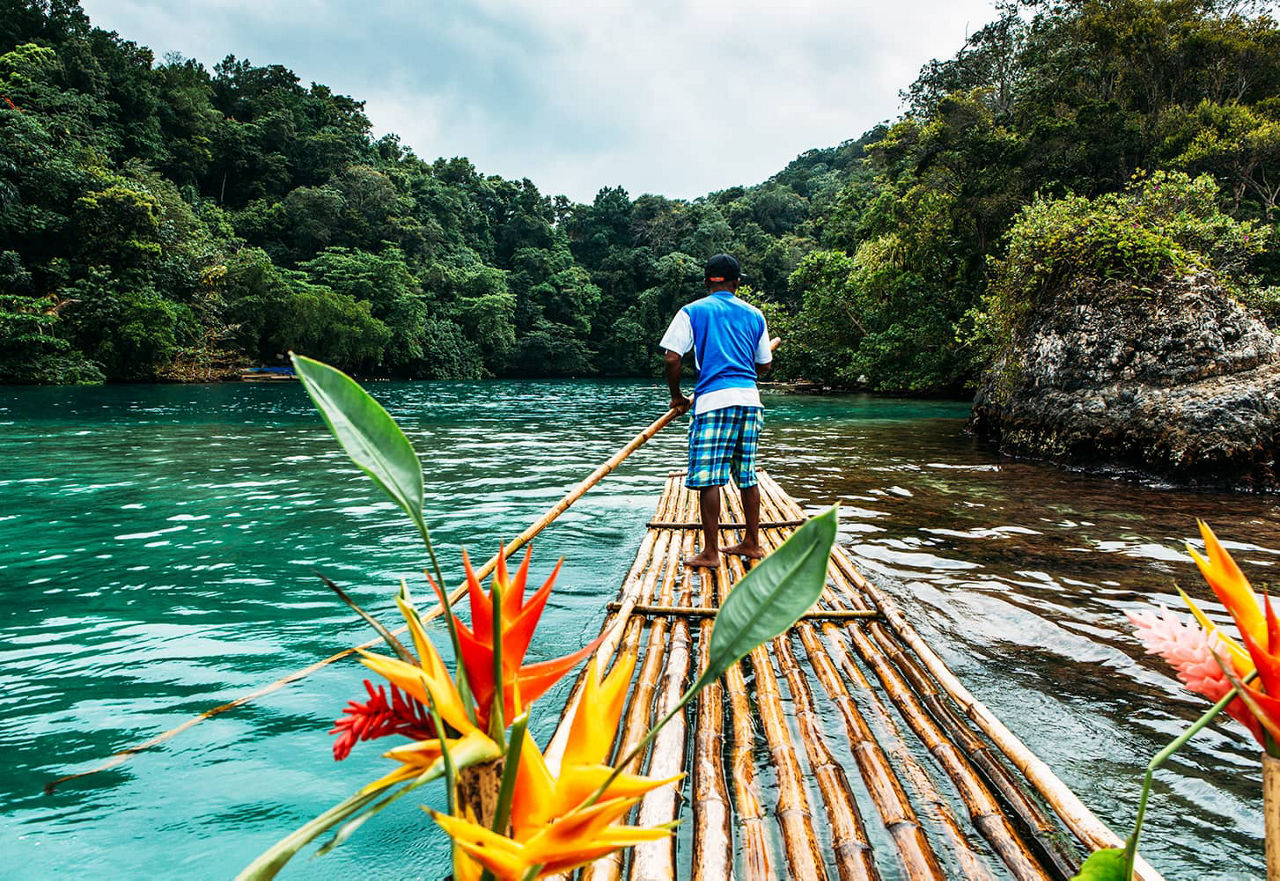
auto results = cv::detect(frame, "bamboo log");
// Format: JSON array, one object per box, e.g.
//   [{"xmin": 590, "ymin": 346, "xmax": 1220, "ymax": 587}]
[
  {"xmin": 543, "ymin": 476, "xmax": 681, "ymax": 773},
  {"xmin": 607, "ymin": 602, "xmax": 880, "ymax": 621},
  {"xmin": 866, "ymin": 624, "xmax": 1080, "ymax": 877},
  {"xmin": 840, "ymin": 624, "xmax": 1047, "ymax": 880},
  {"xmin": 716, "ymin": 551, "xmax": 777, "ymax": 878},
  {"xmin": 1266, "ymin": 753, "xmax": 1280, "ymax": 881},
  {"xmin": 740, "ymin": 486, "xmax": 952, "ymax": 880},
  {"xmin": 773, "ymin": 627, "xmax": 883, "ymax": 881},
  {"xmin": 755, "ymin": 471, "xmax": 1164, "ymax": 880},
  {"xmin": 796, "ymin": 622, "xmax": 948, "ymax": 880},
  {"xmin": 814, "ymin": 620, "xmax": 995, "ymax": 881},
  {"xmin": 646, "ymin": 518, "xmax": 807, "ymax": 530},
  {"xmin": 691, "ymin": 559, "xmax": 732, "ymax": 881},
  {"xmin": 632, "ymin": 517, "xmax": 696, "ymax": 880},
  {"xmin": 717, "ymin": 545, "xmax": 828, "ymax": 880}
]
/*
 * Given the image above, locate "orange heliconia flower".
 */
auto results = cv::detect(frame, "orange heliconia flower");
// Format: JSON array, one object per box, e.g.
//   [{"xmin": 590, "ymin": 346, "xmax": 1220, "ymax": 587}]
[
  {"xmin": 356, "ymin": 592, "xmax": 502, "ymax": 790},
  {"xmin": 431, "ymin": 650, "xmax": 680, "ymax": 880},
  {"xmin": 432, "ymin": 547, "xmax": 603, "ymax": 731},
  {"xmin": 1185, "ymin": 522, "xmax": 1280, "ymax": 747}
]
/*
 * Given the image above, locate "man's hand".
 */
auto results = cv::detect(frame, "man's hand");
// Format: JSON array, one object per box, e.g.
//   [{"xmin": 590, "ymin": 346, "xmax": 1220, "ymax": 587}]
[{"xmin": 669, "ymin": 393, "xmax": 692, "ymax": 414}]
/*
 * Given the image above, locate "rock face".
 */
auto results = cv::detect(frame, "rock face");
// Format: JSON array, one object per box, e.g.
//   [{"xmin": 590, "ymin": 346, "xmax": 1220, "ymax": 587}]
[{"xmin": 969, "ymin": 271, "xmax": 1280, "ymax": 489}]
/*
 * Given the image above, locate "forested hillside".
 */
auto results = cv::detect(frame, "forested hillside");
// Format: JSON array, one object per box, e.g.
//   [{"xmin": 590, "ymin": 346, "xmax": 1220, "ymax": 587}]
[{"xmin": 3, "ymin": 0, "xmax": 1280, "ymax": 389}]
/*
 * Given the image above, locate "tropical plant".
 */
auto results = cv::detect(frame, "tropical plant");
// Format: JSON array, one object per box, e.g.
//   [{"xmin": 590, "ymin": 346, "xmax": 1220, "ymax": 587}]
[
  {"xmin": 1073, "ymin": 522, "xmax": 1279, "ymax": 880},
  {"xmin": 239, "ymin": 354, "xmax": 838, "ymax": 879}
]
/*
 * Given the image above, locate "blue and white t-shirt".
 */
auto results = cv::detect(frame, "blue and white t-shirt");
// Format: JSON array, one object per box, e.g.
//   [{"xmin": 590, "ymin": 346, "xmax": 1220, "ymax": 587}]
[{"xmin": 660, "ymin": 290, "xmax": 772, "ymax": 415}]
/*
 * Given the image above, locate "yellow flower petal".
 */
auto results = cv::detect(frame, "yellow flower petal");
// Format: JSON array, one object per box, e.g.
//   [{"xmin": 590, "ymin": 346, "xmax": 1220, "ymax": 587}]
[
  {"xmin": 552, "ymin": 764, "xmax": 683, "ymax": 817},
  {"xmin": 563, "ymin": 651, "xmax": 637, "ymax": 769},
  {"xmin": 511, "ymin": 729, "xmax": 556, "ymax": 838}
]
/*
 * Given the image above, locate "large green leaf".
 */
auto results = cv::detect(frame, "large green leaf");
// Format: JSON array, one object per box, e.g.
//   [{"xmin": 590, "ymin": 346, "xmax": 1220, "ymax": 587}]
[
  {"xmin": 690, "ymin": 505, "xmax": 837, "ymax": 696},
  {"xmin": 290, "ymin": 353, "xmax": 424, "ymax": 526},
  {"xmin": 1071, "ymin": 848, "xmax": 1127, "ymax": 881}
]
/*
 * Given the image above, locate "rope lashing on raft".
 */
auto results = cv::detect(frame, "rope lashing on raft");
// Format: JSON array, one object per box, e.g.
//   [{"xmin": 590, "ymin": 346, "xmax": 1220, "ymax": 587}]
[
  {"xmin": 44, "ymin": 337, "xmax": 783, "ymax": 796},
  {"xmin": 608, "ymin": 601, "xmax": 882, "ymax": 621}
]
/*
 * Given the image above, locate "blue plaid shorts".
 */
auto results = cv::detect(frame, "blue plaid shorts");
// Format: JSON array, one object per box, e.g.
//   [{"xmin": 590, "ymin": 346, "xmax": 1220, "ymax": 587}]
[{"xmin": 686, "ymin": 406, "xmax": 764, "ymax": 490}]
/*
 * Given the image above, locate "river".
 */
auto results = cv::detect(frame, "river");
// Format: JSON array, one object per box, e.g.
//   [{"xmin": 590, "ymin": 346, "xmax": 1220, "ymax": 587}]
[{"xmin": 0, "ymin": 380, "xmax": 1274, "ymax": 879}]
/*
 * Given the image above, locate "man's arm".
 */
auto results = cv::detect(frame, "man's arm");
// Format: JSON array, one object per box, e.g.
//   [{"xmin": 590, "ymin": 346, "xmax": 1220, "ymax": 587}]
[
  {"xmin": 754, "ymin": 325, "xmax": 776, "ymax": 377},
  {"xmin": 665, "ymin": 350, "xmax": 691, "ymax": 413}
]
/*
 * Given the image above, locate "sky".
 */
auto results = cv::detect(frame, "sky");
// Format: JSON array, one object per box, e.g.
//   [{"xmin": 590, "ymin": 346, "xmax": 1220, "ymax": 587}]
[{"xmin": 80, "ymin": 0, "xmax": 1001, "ymax": 203}]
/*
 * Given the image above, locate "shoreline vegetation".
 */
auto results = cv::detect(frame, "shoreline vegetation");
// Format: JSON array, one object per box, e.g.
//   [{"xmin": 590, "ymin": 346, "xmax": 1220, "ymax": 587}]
[{"xmin": 3, "ymin": 1, "xmax": 1279, "ymax": 391}]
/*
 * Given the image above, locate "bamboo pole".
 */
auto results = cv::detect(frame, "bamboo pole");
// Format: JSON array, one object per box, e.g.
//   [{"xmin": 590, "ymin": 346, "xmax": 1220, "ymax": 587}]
[
  {"xmin": 47, "ymin": 410, "xmax": 689, "ymax": 795},
  {"xmin": 1266, "ymin": 753, "xmax": 1280, "ymax": 881},
  {"xmin": 632, "ymin": 506, "xmax": 697, "ymax": 880}
]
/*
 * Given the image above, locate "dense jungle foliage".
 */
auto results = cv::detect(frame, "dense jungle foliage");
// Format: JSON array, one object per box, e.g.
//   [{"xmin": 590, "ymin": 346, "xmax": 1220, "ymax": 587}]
[{"xmin": 3, "ymin": 0, "xmax": 1280, "ymax": 389}]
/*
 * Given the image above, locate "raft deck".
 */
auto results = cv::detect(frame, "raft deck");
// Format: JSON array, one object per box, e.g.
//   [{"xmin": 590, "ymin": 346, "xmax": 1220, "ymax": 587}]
[{"xmin": 543, "ymin": 471, "xmax": 1160, "ymax": 881}]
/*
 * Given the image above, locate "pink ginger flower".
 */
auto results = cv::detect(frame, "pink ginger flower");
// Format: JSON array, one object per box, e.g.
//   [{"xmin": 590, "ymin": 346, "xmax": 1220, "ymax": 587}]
[{"xmin": 1127, "ymin": 606, "xmax": 1263, "ymax": 742}]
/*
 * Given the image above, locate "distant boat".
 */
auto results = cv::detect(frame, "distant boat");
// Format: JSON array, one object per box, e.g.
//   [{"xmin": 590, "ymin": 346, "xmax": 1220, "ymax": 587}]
[{"xmin": 238, "ymin": 366, "xmax": 297, "ymax": 382}]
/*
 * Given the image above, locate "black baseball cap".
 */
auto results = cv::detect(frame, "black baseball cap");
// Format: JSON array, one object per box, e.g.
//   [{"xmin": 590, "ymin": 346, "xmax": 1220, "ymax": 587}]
[{"xmin": 704, "ymin": 254, "xmax": 741, "ymax": 283}]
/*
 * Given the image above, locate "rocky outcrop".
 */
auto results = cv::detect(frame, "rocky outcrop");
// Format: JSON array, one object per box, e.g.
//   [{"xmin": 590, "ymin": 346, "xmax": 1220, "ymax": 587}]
[{"xmin": 969, "ymin": 271, "xmax": 1280, "ymax": 489}]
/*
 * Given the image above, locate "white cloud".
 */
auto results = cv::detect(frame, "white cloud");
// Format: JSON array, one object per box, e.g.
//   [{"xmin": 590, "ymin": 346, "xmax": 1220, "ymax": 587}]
[{"xmin": 81, "ymin": 0, "xmax": 999, "ymax": 201}]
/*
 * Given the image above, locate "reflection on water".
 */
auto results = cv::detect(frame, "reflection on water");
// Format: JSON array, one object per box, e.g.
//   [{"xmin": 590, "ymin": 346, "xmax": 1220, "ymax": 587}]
[{"xmin": 0, "ymin": 381, "xmax": 1273, "ymax": 878}]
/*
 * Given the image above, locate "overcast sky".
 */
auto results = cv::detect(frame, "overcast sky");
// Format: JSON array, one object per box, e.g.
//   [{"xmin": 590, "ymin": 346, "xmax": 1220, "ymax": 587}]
[{"xmin": 80, "ymin": 0, "xmax": 1000, "ymax": 202}]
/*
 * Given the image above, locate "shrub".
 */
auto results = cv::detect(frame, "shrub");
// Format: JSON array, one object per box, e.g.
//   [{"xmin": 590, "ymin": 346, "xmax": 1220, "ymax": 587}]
[{"xmin": 968, "ymin": 171, "xmax": 1272, "ymax": 393}]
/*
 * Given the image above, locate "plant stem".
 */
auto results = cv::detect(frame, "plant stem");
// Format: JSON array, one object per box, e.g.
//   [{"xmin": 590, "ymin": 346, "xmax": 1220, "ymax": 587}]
[
  {"xmin": 490, "ymin": 714, "xmax": 528, "ymax": 837},
  {"xmin": 1122, "ymin": 673, "xmax": 1257, "ymax": 880},
  {"xmin": 490, "ymin": 579, "xmax": 506, "ymax": 746},
  {"xmin": 422, "ymin": 681, "xmax": 458, "ymax": 816},
  {"xmin": 412, "ymin": 513, "xmax": 473, "ymax": 709}
]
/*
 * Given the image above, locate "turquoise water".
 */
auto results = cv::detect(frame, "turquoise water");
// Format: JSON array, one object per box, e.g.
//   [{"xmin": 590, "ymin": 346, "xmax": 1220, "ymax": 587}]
[{"xmin": 1, "ymin": 380, "xmax": 1274, "ymax": 879}]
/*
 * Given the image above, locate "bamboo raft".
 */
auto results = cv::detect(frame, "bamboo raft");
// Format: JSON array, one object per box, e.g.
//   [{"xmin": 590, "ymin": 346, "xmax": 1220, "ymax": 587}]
[{"xmin": 540, "ymin": 471, "xmax": 1162, "ymax": 881}]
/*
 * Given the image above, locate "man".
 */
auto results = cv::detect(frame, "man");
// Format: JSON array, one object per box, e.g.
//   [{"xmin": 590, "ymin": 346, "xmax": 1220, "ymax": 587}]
[{"xmin": 660, "ymin": 254, "xmax": 772, "ymax": 569}]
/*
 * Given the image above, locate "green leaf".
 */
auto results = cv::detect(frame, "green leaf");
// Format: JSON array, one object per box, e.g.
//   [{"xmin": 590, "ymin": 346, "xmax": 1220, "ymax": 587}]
[
  {"xmin": 690, "ymin": 505, "xmax": 838, "ymax": 695},
  {"xmin": 236, "ymin": 780, "xmax": 400, "ymax": 880},
  {"xmin": 290, "ymin": 353, "xmax": 424, "ymax": 527},
  {"xmin": 1071, "ymin": 847, "xmax": 1127, "ymax": 881}
]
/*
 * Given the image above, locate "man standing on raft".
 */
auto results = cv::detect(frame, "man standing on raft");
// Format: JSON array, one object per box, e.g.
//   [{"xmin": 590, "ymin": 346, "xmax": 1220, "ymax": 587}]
[{"xmin": 660, "ymin": 254, "xmax": 773, "ymax": 569}]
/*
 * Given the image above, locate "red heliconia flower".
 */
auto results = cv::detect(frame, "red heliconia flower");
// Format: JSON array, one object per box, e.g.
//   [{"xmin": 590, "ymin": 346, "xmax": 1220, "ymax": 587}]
[
  {"xmin": 329, "ymin": 679, "xmax": 436, "ymax": 761},
  {"xmin": 429, "ymin": 546, "xmax": 603, "ymax": 732}
]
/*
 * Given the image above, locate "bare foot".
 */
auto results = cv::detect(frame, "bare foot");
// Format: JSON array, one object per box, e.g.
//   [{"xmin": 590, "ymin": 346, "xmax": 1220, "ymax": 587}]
[
  {"xmin": 684, "ymin": 550, "xmax": 721, "ymax": 569},
  {"xmin": 722, "ymin": 541, "xmax": 765, "ymax": 559}
]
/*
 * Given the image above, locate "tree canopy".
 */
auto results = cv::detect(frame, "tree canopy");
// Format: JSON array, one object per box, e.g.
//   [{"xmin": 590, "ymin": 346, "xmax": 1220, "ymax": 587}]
[{"xmin": 3, "ymin": 0, "xmax": 1280, "ymax": 389}]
